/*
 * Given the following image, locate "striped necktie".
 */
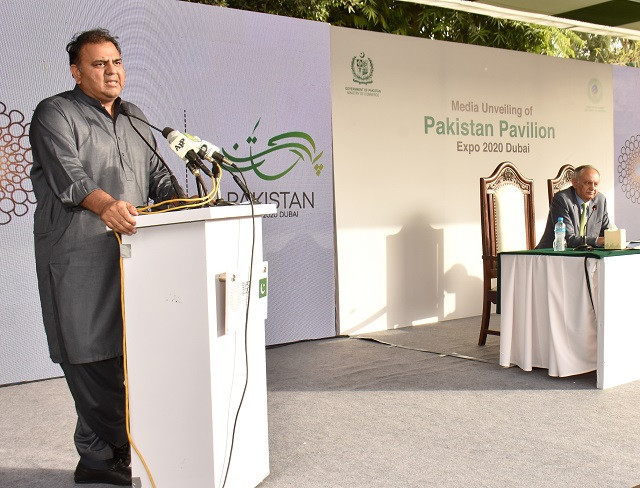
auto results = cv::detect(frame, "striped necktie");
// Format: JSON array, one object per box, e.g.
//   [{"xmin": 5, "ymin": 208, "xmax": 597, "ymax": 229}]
[{"xmin": 579, "ymin": 202, "xmax": 588, "ymax": 236}]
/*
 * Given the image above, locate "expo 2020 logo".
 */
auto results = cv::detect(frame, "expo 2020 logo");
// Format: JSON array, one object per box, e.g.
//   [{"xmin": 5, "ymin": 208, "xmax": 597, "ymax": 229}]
[{"xmin": 618, "ymin": 135, "xmax": 640, "ymax": 204}]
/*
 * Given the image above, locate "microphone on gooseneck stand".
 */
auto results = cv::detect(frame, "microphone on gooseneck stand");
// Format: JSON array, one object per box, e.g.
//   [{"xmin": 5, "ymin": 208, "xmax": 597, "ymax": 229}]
[
  {"xmin": 121, "ymin": 110, "xmax": 256, "ymax": 205},
  {"xmin": 162, "ymin": 127, "xmax": 247, "ymax": 206},
  {"xmin": 580, "ymin": 204, "xmax": 597, "ymax": 247},
  {"xmin": 586, "ymin": 204, "xmax": 597, "ymax": 234},
  {"xmin": 589, "ymin": 205, "xmax": 597, "ymax": 244},
  {"xmin": 184, "ymin": 136, "xmax": 257, "ymax": 203},
  {"xmin": 174, "ymin": 130, "xmax": 258, "ymax": 204},
  {"xmin": 161, "ymin": 127, "xmax": 215, "ymax": 200},
  {"xmin": 119, "ymin": 104, "xmax": 186, "ymax": 200},
  {"xmin": 161, "ymin": 128, "xmax": 214, "ymax": 178}
]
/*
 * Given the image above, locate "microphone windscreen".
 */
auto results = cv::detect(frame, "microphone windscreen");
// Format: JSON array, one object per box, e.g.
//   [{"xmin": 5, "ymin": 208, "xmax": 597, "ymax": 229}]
[{"xmin": 162, "ymin": 127, "xmax": 175, "ymax": 139}]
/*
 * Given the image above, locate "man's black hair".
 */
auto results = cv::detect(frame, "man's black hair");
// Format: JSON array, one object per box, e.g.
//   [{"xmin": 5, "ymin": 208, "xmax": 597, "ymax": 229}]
[{"xmin": 66, "ymin": 28, "xmax": 121, "ymax": 65}]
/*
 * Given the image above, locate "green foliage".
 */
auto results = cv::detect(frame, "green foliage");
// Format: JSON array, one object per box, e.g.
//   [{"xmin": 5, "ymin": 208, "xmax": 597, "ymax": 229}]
[
  {"xmin": 575, "ymin": 33, "xmax": 640, "ymax": 66},
  {"xmin": 325, "ymin": 1, "xmax": 583, "ymax": 59},
  {"xmin": 180, "ymin": 0, "xmax": 640, "ymax": 65},
  {"xmin": 180, "ymin": 0, "xmax": 334, "ymax": 21}
]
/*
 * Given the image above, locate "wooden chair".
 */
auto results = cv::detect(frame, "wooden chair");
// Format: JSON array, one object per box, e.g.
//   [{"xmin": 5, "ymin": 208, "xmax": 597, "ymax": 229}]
[
  {"xmin": 479, "ymin": 162, "xmax": 536, "ymax": 346},
  {"xmin": 547, "ymin": 164, "xmax": 575, "ymax": 203}
]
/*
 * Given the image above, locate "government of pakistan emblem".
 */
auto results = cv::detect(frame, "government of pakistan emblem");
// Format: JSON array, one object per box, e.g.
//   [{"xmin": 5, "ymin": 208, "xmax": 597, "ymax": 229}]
[{"xmin": 351, "ymin": 52, "xmax": 374, "ymax": 85}]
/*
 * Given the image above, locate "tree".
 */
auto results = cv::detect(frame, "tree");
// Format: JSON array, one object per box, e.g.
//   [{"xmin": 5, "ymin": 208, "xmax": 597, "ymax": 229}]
[
  {"xmin": 180, "ymin": 0, "xmax": 640, "ymax": 65},
  {"xmin": 179, "ymin": 0, "xmax": 334, "ymax": 21},
  {"xmin": 575, "ymin": 32, "xmax": 640, "ymax": 66}
]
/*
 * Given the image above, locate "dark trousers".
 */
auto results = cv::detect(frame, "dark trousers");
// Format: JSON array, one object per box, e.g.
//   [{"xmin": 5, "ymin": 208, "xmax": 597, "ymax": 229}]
[{"xmin": 60, "ymin": 357, "xmax": 128, "ymax": 468}]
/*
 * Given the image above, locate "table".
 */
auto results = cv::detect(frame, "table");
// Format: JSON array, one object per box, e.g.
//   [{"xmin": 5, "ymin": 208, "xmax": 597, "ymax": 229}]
[{"xmin": 499, "ymin": 249, "xmax": 640, "ymax": 389}]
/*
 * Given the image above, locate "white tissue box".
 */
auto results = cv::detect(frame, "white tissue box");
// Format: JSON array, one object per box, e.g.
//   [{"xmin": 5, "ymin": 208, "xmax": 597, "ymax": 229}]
[{"xmin": 605, "ymin": 228, "xmax": 626, "ymax": 250}]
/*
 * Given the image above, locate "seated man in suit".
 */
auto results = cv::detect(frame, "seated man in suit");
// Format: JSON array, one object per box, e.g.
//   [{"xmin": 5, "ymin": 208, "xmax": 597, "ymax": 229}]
[{"xmin": 537, "ymin": 165, "xmax": 610, "ymax": 249}]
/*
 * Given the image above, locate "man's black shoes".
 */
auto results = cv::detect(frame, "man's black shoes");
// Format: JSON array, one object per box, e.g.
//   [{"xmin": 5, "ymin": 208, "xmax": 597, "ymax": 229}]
[
  {"xmin": 74, "ymin": 458, "xmax": 131, "ymax": 486},
  {"xmin": 113, "ymin": 442, "xmax": 131, "ymax": 466}
]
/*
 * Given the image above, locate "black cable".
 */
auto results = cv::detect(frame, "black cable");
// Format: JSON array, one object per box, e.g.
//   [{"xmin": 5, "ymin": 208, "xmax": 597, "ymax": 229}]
[
  {"xmin": 223, "ymin": 161, "xmax": 258, "ymax": 204},
  {"xmin": 238, "ymin": 171, "xmax": 254, "ymax": 204},
  {"xmin": 120, "ymin": 105, "xmax": 164, "ymax": 133},
  {"xmin": 121, "ymin": 108, "xmax": 186, "ymax": 199},
  {"xmin": 188, "ymin": 165, "xmax": 208, "ymax": 199},
  {"xmin": 584, "ymin": 257, "xmax": 596, "ymax": 313},
  {"xmin": 220, "ymin": 197, "xmax": 256, "ymax": 488}
]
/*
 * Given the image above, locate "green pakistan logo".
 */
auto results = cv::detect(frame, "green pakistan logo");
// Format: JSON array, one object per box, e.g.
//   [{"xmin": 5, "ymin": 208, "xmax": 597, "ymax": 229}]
[
  {"xmin": 259, "ymin": 277, "xmax": 267, "ymax": 298},
  {"xmin": 221, "ymin": 118, "xmax": 324, "ymax": 181},
  {"xmin": 351, "ymin": 52, "xmax": 374, "ymax": 85}
]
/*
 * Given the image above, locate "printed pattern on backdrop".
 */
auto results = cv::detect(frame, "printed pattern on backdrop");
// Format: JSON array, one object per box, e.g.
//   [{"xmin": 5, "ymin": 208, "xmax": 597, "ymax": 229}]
[
  {"xmin": 0, "ymin": 103, "xmax": 35, "ymax": 226},
  {"xmin": 613, "ymin": 65, "xmax": 640, "ymax": 238}
]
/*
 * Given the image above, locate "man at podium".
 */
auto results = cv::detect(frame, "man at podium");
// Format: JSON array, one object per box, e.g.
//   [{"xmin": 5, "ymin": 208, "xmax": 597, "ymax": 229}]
[{"xmin": 29, "ymin": 28, "xmax": 179, "ymax": 486}]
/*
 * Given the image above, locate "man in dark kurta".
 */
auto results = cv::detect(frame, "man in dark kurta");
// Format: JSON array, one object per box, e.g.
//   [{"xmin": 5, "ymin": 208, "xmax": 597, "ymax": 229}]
[{"xmin": 29, "ymin": 29, "xmax": 177, "ymax": 486}]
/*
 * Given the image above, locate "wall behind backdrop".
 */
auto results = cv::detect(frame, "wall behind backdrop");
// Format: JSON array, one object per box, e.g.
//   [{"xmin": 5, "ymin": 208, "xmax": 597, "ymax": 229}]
[{"xmin": 2, "ymin": 0, "xmax": 639, "ymax": 385}]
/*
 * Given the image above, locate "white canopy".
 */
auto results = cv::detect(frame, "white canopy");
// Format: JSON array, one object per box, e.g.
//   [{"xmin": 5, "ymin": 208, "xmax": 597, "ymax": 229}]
[{"xmin": 401, "ymin": 0, "xmax": 640, "ymax": 40}]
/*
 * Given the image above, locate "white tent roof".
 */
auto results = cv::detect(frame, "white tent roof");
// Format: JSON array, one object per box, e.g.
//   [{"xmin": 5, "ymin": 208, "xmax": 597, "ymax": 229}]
[{"xmin": 401, "ymin": 0, "xmax": 640, "ymax": 40}]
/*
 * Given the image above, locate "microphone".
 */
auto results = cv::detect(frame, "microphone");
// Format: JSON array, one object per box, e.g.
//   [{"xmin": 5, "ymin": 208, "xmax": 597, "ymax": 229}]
[
  {"xmin": 176, "ymin": 133, "xmax": 231, "ymax": 168},
  {"xmin": 162, "ymin": 127, "xmax": 214, "ymax": 178},
  {"xmin": 194, "ymin": 139, "xmax": 227, "ymax": 166},
  {"xmin": 586, "ymin": 204, "xmax": 597, "ymax": 227},
  {"xmin": 581, "ymin": 204, "xmax": 597, "ymax": 245},
  {"xmin": 162, "ymin": 128, "xmax": 257, "ymax": 204},
  {"xmin": 162, "ymin": 129, "xmax": 238, "ymax": 174},
  {"xmin": 189, "ymin": 135, "xmax": 257, "ymax": 203}
]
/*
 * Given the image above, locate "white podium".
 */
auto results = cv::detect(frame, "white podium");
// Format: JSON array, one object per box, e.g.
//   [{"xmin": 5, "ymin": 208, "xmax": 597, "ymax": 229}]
[{"xmin": 120, "ymin": 204, "xmax": 275, "ymax": 488}]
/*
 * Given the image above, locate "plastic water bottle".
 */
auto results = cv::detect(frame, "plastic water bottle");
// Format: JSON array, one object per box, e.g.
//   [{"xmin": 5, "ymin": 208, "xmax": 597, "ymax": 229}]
[{"xmin": 553, "ymin": 217, "xmax": 566, "ymax": 251}]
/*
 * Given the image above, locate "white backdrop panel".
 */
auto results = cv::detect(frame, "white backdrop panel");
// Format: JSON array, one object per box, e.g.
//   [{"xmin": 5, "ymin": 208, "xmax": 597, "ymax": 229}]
[
  {"xmin": 613, "ymin": 65, "xmax": 640, "ymax": 238},
  {"xmin": 140, "ymin": 2, "xmax": 336, "ymax": 346},
  {"xmin": 1, "ymin": 0, "xmax": 334, "ymax": 385},
  {"xmin": 331, "ymin": 27, "xmax": 614, "ymax": 335}
]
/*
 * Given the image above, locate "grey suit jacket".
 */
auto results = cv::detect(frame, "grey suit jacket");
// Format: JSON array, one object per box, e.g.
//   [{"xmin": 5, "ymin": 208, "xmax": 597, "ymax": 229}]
[{"xmin": 536, "ymin": 187, "xmax": 609, "ymax": 249}]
